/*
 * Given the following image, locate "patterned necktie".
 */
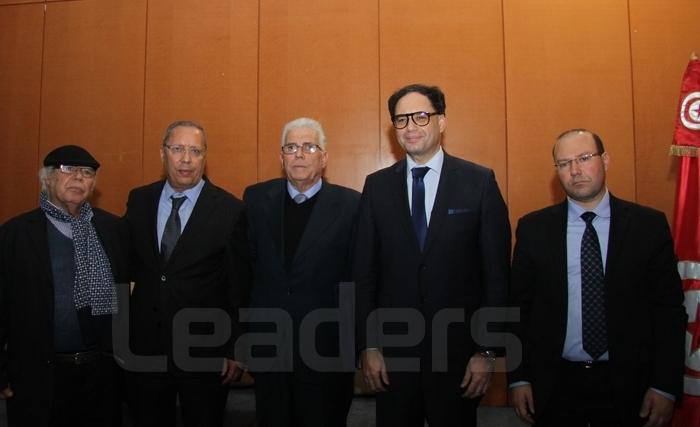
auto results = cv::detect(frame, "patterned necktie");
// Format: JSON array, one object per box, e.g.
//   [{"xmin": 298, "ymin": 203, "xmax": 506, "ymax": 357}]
[
  {"xmin": 161, "ymin": 195, "xmax": 187, "ymax": 264},
  {"xmin": 580, "ymin": 211, "xmax": 607, "ymax": 359},
  {"xmin": 411, "ymin": 167, "xmax": 430, "ymax": 251},
  {"xmin": 293, "ymin": 193, "xmax": 308, "ymax": 204}
]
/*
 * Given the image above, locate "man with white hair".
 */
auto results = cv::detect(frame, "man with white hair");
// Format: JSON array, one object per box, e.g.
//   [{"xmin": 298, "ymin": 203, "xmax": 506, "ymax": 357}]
[
  {"xmin": 0, "ymin": 145, "xmax": 125, "ymax": 426},
  {"xmin": 243, "ymin": 117, "xmax": 360, "ymax": 426}
]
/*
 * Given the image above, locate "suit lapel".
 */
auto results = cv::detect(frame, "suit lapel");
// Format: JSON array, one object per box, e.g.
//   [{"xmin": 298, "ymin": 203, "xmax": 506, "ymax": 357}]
[
  {"xmin": 390, "ymin": 160, "xmax": 418, "ymax": 251},
  {"xmin": 147, "ymin": 182, "xmax": 164, "ymax": 265},
  {"xmin": 293, "ymin": 182, "xmax": 342, "ymax": 265},
  {"xmin": 605, "ymin": 195, "xmax": 630, "ymax": 285},
  {"xmin": 546, "ymin": 201, "xmax": 569, "ymax": 332},
  {"xmin": 166, "ymin": 180, "xmax": 217, "ymax": 266},
  {"xmin": 422, "ymin": 154, "xmax": 455, "ymax": 256},
  {"xmin": 26, "ymin": 210, "xmax": 55, "ymax": 316},
  {"xmin": 264, "ymin": 180, "xmax": 285, "ymax": 264}
]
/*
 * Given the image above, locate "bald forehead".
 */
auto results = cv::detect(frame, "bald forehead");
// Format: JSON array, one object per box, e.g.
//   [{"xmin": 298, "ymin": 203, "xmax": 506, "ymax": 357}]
[{"xmin": 553, "ymin": 131, "xmax": 595, "ymax": 158}]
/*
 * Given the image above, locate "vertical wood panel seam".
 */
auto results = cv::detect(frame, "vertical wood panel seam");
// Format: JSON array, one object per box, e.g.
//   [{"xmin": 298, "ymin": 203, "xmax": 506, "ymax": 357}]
[
  {"xmin": 36, "ymin": 1, "xmax": 47, "ymax": 175},
  {"xmin": 626, "ymin": 0, "xmax": 639, "ymax": 203},
  {"xmin": 499, "ymin": 0, "xmax": 509, "ymax": 207},
  {"xmin": 376, "ymin": 0, "xmax": 382, "ymax": 168},
  {"xmin": 140, "ymin": 0, "xmax": 149, "ymax": 186},
  {"xmin": 255, "ymin": 0, "xmax": 261, "ymax": 183}
]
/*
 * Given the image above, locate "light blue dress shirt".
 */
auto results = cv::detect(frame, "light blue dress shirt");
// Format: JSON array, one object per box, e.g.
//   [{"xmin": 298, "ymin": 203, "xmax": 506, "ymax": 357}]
[
  {"xmin": 406, "ymin": 147, "xmax": 444, "ymax": 224},
  {"xmin": 157, "ymin": 179, "xmax": 205, "ymax": 248},
  {"xmin": 287, "ymin": 178, "xmax": 322, "ymax": 201},
  {"xmin": 563, "ymin": 190, "xmax": 610, "ymax": 361}
]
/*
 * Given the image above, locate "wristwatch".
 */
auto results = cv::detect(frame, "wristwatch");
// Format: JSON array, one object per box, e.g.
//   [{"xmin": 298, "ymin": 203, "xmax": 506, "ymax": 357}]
[{"xmin": 479, "ymin": 350, "xmax": 497, "ymax": 361}]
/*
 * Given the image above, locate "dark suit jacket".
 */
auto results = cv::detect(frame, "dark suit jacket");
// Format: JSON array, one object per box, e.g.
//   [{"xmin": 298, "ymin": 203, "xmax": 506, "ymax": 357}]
[
  {"xmin": 508, "ymin": 195, "xmax": 686, "ymax": 416},
  {"xmin": 243, "ymin": 179, "xmax": 360, "ymax": 378},
  {"xmin": 0, "ymin": 207, "xmax": 126, "ymax": 421},
  {"xmin": 123, "ymin": 179, "xmax": 250, "ymax": 363},
  {"xmin": 354, "ymin": 152, "xmax": 511, "ymax": 375}
]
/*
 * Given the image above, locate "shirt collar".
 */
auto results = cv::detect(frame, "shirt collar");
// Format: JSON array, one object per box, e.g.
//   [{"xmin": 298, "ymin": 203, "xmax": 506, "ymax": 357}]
[
  {"xmin": 287, "ymin": 178, "xmax": 323, "ymax": 200},
  {"xmin": 567, "ymin": 188, "xmax": 611, "ymax": 222},
  {"xmin": 162, "ymin": 178, "xmax": 206, "ymax": 200},
  {"xmin": 406, "ymin": 147, "xmax": 444, "ymax": 177}
]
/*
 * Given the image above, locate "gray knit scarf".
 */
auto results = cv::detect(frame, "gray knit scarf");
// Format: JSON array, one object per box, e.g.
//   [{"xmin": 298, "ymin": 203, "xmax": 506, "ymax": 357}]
[{"xmin": 40, "ymin": 192, "xmax": 117, "ymax": 315}]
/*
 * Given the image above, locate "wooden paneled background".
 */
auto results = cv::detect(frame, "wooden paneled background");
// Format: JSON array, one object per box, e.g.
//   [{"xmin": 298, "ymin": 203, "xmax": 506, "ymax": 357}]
[{"xmin": 1, "ymin": 0, "xmax": 699, "ymax": 406}]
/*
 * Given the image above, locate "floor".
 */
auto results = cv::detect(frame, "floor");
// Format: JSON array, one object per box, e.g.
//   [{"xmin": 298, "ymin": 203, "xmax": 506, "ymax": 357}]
[{"xmin": 0, "ymin": 386, "xmax": 527, "ymax": 426}]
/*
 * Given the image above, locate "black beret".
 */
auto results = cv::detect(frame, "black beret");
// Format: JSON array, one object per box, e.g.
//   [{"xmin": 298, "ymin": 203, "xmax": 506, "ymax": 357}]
[{"xmin": 43, "ymin": 145, "xmax": 100, "ymax": 170}]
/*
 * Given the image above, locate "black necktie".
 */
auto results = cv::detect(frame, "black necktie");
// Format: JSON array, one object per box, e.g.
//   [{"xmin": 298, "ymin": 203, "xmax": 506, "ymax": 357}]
[
  {"xmin": 580, "ymin": 211, "xmax": 607, "ymax": 360},
  {"xmin": 161, "ymin": 195, "xmax": 187, "ymax": 264},
  {"xmin": 411, "ymin": 167, "xmax": 430, "ymax": 251}
]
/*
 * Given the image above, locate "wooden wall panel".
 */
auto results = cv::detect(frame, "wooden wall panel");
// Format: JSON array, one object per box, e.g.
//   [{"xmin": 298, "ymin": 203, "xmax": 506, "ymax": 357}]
[
  {"xmin": 143, "ymin": 0, "xmax": 258, "ymax": 198},
  {"xmin": 629, "ymin": 0, "xmax": 700, "ymax": 222},
  {"xmin": 0, "ymin": 0, "xmax": 39, "ymax": 5},
  {"xmin": 258, "ymin": 0, "xmax": 379, "ymax": 192},
  {"xmin": 504, "ymin": 0, "xmax": 636, "ymax": 224},
  {"xmin": 0, "ymin": 4, "xmax": 44, "ymax": 223},
  {"xmin": 40, "ymin": 0, "xmax": 147, "ymax": 215},
  {"xmin": 379, "ymin": 0, "xmax": 507, "ymax": 195}
]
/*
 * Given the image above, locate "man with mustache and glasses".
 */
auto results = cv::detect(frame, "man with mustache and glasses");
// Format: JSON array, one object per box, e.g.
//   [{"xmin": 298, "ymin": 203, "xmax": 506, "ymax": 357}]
[
  {"xmin": 123, "ymin": 120, "xmax": 251, "ymax": 427},
  {"xmin": 509, "ymin": 129, "xmax": 686, "ymax": 427}
]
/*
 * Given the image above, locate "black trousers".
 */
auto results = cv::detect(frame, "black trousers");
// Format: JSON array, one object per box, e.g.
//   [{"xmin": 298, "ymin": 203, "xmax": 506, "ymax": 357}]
[
  {"xmin": 253, "ymin": 371, "xmax": 354, "ymax": 427},
  {"xmin": 376, "ymin": 371, "xmax": 479, "ymax": 427},
  {"xmin": 6, "ymin": 353, "xmax": 121, "ymax": 427},
  {"xmin": 130, "ymin": 370, "xmax": 229, "ymax": 427},
  {"xmin": 534, "ymin": 360, "xmax": 644, "ymax": 427}
]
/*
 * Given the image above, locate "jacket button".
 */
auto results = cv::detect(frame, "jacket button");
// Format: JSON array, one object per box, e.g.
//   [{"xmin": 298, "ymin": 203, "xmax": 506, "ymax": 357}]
[{"xmin": 161, "ymin": 275, "xmax": 166, "ymax": 282}]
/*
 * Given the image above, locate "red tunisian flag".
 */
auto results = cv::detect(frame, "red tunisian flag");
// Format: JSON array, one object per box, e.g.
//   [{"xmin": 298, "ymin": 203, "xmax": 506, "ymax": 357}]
[{"xmin": 671, "ymin": 56, "xmax": 700, "ymax": 427}]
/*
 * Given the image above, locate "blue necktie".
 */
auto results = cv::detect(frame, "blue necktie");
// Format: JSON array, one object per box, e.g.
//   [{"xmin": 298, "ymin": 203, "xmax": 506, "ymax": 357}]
[
  {"xmin": 411, "ymin": 167, "xmax": 430, "ymax": 251},
  {"xmin": 580, "ymin": 211, "xmax": 607, "ymax": 359},
  {"xmin": 161, "ymin": 195, "xmax": 187, "ymax": 264}
]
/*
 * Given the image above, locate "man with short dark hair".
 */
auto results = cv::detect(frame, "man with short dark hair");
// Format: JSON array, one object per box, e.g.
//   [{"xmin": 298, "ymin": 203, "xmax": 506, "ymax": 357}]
[
  {"xmin": 243, "ymin": 117, "xmax": 359, "ymax": 426},
  {"xmin": 123, "ymin": 120, "xmax": 251, "ymax": 427},
  {"xmin": 509, "ymin": 129, "xmax": 686, "ymax": 427},
  {"xmin": 354, "ymin": 84, "xmax": 512, "ymax": 426},
  {"xmin": 0, "ymin": 145, "xmax": 125, "ymax": 426}
]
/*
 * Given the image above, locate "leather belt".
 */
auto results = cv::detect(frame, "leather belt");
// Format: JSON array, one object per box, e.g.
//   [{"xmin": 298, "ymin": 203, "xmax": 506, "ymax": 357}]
[{"xmin": 54, "ymin": 350, "xmax": 105, "ymax": 365}]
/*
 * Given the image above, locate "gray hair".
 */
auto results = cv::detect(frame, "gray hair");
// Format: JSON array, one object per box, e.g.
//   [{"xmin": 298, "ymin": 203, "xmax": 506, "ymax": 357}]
[
  {"xmin": 37, "ymin": 165, "xmax": 98, "ymax": 195},
  {"xmin": 280, "ymin": 117, "xmax": 327, "ymax": 150},
  {"xmin": 162, "ymin": 120, "xmax": 207, "ymax": 148},
  {"xmin": 38, "ymin": 166, "xmax": 53, "ymax": 193}
]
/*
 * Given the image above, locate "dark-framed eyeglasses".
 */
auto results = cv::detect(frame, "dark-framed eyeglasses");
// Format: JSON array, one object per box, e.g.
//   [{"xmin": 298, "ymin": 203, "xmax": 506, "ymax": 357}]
[
  {"xmin": 57, "ymin": 164, "xmax": 96, "ymax": 178},
  {"xmin": 163, "ymin": 144, "xmax": 206, "ymax": 158},
  {"xmin": 391, "ymin": 111, "xmax": 440, "ymax": 129},
  {"xmin": 281, "ymin": 143, "xmax": 323, "ymax": 155},
  {"xmin": 554, "ymin": 152, "xmax": 603, "ymax": 170}
]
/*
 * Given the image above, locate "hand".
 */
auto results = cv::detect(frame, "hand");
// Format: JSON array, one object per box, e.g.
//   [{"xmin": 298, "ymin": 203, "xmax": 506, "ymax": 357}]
[
  {"xmin": 510, "ymin": 384, "xmax": 535, "ymax": 425},
  {"xmin": 460, "ymin": 353, "xmax": 494, "ymax": 398},
  {"xmin": 639, "ymin": 389, "xmax": 674, "ymax": 427},
  {"xmin": 220, "ymin": 358, "xmax": 245, "ymax": 385},
  {"xmin": 360, "ymin": 349, "xmax": 389, "ymax": 392},
  {"xmin": 0, "ymin": 386, "xmax": 13, "ymax": 400}
]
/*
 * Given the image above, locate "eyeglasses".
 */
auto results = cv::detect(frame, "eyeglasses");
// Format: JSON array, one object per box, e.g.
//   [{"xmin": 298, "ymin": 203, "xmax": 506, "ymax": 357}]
[
  {"xmin": 163, "ymin": 144, "xmax": 206, "ymax": 158},
  {"xmin": 57, "ymin": 164, "xmax": 96, "ymax": 178},
  {"xmin": 281, "ymin": 143, "xmax": 323, "ymax": 155},
  {"xmin": 554, "ymin": 152, "xmax": 602, "ymax": 170},
  {"xmin": 391, "ymin": 111, "xmax": 440, "ymax": 129}
]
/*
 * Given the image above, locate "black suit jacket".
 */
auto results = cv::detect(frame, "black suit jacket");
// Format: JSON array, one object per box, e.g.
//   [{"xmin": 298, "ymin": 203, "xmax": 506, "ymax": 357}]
[
  {"xmin": 0, "ymin": 207, "xmax": 126, "ymax": 420},
  {"xmin": 124, "ymin": 179, "xmax": 251, "ymax": 362},
  {"xmin": 508, "ymin": 195, "xmax": 686, "ymax": 415},
  {"xmin": 243, "ymin": 179, "xmax": 360, "ymax": 378},
  {"xmin": 353, "ymin": 152, "xmax": 511, "ymax": 375}
]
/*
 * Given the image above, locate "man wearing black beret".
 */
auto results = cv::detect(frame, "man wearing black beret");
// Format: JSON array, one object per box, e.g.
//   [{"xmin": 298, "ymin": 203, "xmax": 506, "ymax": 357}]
[{"xmin": 0, "ymin": 145, "xmax": 126, "ymax": 426}]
